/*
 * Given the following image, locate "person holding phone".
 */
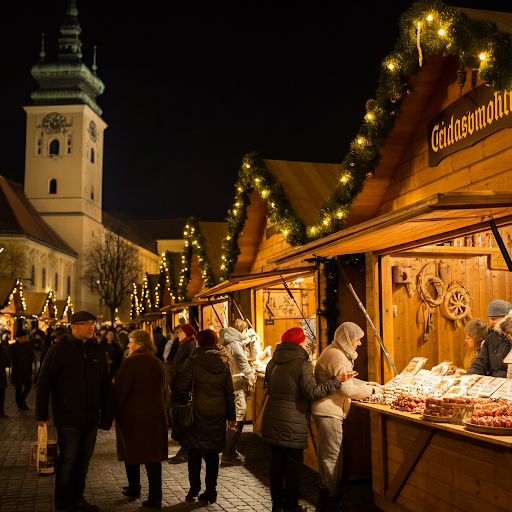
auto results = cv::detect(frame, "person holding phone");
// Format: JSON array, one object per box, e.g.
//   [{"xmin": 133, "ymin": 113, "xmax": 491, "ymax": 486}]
[{"xmin": 312, "ymin": 322, "xmax": 382, "ymax": 512}]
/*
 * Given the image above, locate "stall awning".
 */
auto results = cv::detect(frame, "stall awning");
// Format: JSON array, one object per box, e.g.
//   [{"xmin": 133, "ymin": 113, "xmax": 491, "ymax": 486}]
[
  {"xmin": 160, "ymin": 298, "xmax": 226, "ymax": 312},
  {"xmin": 271, "ymin": 192, "xmax": 512, "ymax": 265},
  {"xmin": 195, "ymin": 266, "xmax": 317, "ymax": 299}
]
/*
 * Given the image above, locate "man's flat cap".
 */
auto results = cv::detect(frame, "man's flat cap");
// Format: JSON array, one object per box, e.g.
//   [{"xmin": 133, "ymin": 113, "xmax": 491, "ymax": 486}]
[{"xmin": 70, "ymin": 311, "xmax": 97, "ymax": 324}]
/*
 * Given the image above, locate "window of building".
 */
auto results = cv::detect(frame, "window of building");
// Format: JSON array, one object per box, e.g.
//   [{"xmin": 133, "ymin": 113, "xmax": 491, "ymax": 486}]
[
  {"xmin": 67, "ymin": 276, "xmax": 71, "ymax": 295},
  {"xmin": 31, "ymin": 265, "xmax": 35, "ymax": 286},
  {"xmin": 42, "ymin": 268, "xmax": 46, "ymax": 289},
  {"xmin": 91, "ymin": 185, "xmax": 94, "ymax": 200},
  {"xmin": 49, "ymin": 139, "xmax": 59, "ymax": 155},
  {"xmin": 67, "ymin": 135, "xmax": 72, "ymax": 154},
  {"xmin": 54, "ymin": 273, "xmax": 59, "ymax": 291},
  {"xmin": 91, "ymin": 148, "xmax": 95, "ymax": 163},
  {"xmin": 49, "ymin": 179, "xmax": 57, "ymax": 194},
  {"xmin": 38, "ymin": 139, "xmax": 42, "ymax": 155}
]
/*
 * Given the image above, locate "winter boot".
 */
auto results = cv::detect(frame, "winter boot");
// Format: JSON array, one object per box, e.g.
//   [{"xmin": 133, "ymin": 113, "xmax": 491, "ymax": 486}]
[{"xmin": 316, "ymin": 488, "xmax": 330, "ymax": 512}]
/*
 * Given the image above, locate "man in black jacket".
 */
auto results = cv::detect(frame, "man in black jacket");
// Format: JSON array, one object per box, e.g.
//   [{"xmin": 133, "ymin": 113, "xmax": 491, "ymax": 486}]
[
  {"xmin": 8, "ymin": 329, "xmax": 34, "ymax": 410},
  {"xmin": 468, "ymin": 299, "xmax": 512, "ymax": 377},
  {"xmin": 36, "ymin": 311, "xmax": 115, "ymax": 512}
]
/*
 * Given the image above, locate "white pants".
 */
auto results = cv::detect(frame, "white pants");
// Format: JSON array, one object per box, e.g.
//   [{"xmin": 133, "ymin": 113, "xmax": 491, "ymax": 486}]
[{"xmin": 313, "ymin": 415, "xmax": 344, "ymax": 498}]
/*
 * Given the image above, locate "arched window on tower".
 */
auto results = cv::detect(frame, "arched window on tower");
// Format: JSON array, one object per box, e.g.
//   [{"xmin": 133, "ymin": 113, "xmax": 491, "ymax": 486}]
[
  {"xmin": 67, "ymin": 276, "xmax": 71, "ymax": 295},
  {"xmin": 67, "ymin": 135, "xmax": 72, "ymax": 154},
  {"xmin": 49, "ymin": 179, "xmax": 57, "ymax": 194},
  {"xmin": 91, "ymin": 185, "xmax": 94, "ymax": 200},
  {"xmin": 31, "ymin": 265, "xmax": 35, "ymax": 286},
  {"xmin": 91, "ymin": 148, "xmax": 95, "ymax": 163},
  {"xmin": 42, "ymin": 268, "xmax": 46, "ymax": 289},
  {"xmin": 55, "ymin": 272, "xmax": 59, "ymax": 291},
  {"xmin": 49, "ymin": 140, "xmax": 60, "ymax": 155},
  {"xmin": 38, "ymin": 139, "xmax": 42, "ymax": 155}
]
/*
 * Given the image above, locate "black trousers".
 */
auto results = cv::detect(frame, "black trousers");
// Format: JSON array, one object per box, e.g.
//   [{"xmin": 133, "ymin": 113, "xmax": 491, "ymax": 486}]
[
  {"xmin": 269, "ymin": 444, "xmax": 303, "ymax": 510},
  {"xmin": 14, "ymin": 382, "xmax": 31, "ymax": 405},
  {"xmin": 0, "ymin": 387, "xmax": 5, "ymax": 413},
  {"xmin": 125, "ymin": 462, "xmax": 162, "ymax": 502},
  {"xmin": 188, "ymin": 448, "xmax": 219, "ymax": 497}
]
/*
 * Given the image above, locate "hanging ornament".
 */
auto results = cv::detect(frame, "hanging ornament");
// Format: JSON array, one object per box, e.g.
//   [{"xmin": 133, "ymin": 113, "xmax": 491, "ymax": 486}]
[
  {"xmin": 417, "ymin": 22, "xmax": 423, "ymax": 67},
  {"xmin": 365, "ymin": 99, "xmax": 376, "ymax": 111}
]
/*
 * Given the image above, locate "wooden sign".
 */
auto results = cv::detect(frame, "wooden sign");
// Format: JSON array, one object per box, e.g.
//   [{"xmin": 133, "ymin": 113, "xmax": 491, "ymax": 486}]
[{"xmin": 428, "ymin": 84, "xmax": 512, "ymax": 167}]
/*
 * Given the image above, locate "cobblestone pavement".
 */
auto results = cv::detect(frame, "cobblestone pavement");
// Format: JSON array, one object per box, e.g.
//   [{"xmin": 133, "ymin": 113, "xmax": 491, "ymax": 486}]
[{"xmin": 0, "ymin": 387, "xmax": 380, "ymax": 512}]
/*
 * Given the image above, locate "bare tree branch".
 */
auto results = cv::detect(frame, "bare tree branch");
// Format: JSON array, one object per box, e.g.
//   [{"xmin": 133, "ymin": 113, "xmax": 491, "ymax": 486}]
[
  {"xmin": 0, "ymin": 242, "xmax": 26, "ymax": 279},
  {"xmin": 82, "ymin": 222, "xmax": 141, "ymax": 324}
]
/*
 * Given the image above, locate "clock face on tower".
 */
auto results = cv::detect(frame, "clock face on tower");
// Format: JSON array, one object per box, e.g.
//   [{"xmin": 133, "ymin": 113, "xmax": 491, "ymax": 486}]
[{"xmin": 42, "ymin": 112, "xmax": 67, "ymax": 134}]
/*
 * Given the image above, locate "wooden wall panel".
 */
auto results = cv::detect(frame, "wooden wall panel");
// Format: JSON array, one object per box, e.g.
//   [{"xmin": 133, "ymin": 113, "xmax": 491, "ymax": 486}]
[{"xmin": 379, "ymin": 225, "xmax": 512, "ymax": 375}]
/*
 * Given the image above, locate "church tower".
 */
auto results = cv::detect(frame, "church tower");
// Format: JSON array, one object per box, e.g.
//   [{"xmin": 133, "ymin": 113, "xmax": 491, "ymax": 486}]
[{"xmin": 23, "ymin": 0, "xmax": 107, "ymax": 314}]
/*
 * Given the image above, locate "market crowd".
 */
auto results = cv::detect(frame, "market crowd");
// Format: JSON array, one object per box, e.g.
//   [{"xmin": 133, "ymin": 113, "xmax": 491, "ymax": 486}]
[{"xmin": 1, "ymin": 298, "xmax": 511, "ymax": 512}]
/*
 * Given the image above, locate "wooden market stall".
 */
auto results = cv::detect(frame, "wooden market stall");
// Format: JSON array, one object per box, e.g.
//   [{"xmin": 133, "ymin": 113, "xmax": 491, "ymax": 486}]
[
  {"xmin": 54, "ymin": 296, "xmax": 74, "ymax": 324},
  {"xmin": 0, "ymin": 278, "xmax": 26, "ymax": 336},
  {"xmin": 23, "ymin": 291, "xmax": 56, "ymax": 330},
  {"xmin": 269, "ymin": 5, "xmax": 512, "ymax": 508}
]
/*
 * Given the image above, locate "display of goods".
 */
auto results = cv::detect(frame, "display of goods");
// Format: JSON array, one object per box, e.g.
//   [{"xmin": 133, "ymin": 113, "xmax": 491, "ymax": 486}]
[
  {"xmin": 391, "ymin": 394, "xmax": 426, "ymax": 413},
  {"xmin": 469, "ymin": 400, "xmax": 512, "ymax": 428},
  {"xmin": 400, "ymin": 357, "xmax": 428, "ymax": 378},
  {"xmin": 490, "ymin": 379, "xmax": 512, "ymax": 401},
  {"xmin": 430, "ymin": 361, "xmax": 452, "ymax": 377}
]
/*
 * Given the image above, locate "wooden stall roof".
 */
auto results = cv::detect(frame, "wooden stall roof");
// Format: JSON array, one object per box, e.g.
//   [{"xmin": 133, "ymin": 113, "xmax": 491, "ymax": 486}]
[
  {"xmin": 0, "ymin": 278, "xmax": 19, "ymax": 311},
  {"xmin": 161, "ymin": 298, "xmax": 225, "ymax": 311},
  {"xmin": 196, "ymin": 266, "xmax": 317, "ymax": 298},
  {"xmin": 23, "ymin": 292, "xmax": 54, "ymax": 318},
  {"xmin": 262, "ymin": 160, "xmax": 339, "ymax": 226},
  {"xmin": 271, "ymin": 192, "xmax": 512, "ymax": 264}
]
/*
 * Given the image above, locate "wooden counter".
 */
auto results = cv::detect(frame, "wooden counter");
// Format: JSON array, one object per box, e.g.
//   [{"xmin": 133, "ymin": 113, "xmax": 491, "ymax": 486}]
[{"xmin": 354, "ymin": 401, "xmax": 512, "ymax": 512}]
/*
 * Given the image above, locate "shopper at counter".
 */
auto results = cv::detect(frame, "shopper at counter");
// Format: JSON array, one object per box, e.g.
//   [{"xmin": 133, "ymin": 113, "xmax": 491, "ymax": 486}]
[
  {"xmin": 312, "ymin": 322, "xmax": 382, "ymax": 512},
  {"xmin": 468, "ymin": 300, "xmax": 512, "ymax": 377},
  {"xmin": 261, "ymin": 327, "xmax": 351, "ymax": 512},
  {"xmin": 463, "ymin": 318, "xmax": 488, "ymax": 370}
]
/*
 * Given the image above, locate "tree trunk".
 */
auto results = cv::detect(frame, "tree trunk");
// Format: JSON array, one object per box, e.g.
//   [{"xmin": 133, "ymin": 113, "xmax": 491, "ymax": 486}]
[{"xmin": 110, "ymin": 307, "xmax": 116, "ymax": 326}]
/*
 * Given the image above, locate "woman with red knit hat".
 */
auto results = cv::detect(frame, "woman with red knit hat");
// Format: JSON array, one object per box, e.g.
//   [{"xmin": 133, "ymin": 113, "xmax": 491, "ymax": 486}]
[
  {"xmin": 261, "ymin": 327, "xmax": 351, "ymax": 512},
  {"xmin": 168, "ymin": 323, "xmax": 197, "ymax": 464}
]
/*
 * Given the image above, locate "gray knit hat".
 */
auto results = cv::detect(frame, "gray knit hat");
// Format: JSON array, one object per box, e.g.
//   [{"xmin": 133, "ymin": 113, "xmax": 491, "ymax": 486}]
[
  {"xmin": 464, "ymin": 318, "xmax": 488, "ymax": 341},
  {"xmin": 486, "ymin": 300, "xmax": 512, "ymax": 318}
]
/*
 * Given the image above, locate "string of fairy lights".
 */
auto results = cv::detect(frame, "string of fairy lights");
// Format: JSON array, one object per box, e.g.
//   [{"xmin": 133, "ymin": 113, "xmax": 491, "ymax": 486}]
[{"xmin": 132, "ymin": 0, "xmax": 512, "ymax": 307}]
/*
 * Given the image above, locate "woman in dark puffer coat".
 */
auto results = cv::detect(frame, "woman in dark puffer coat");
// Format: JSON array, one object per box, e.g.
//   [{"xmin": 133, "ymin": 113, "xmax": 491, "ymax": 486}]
[
  {"xmin": 262, "ymin": 327, "xmax": 348, "ymax": 512},
  {"xmin": 176, "ymin": 329, "xmax": 236, "ymax": 505}
]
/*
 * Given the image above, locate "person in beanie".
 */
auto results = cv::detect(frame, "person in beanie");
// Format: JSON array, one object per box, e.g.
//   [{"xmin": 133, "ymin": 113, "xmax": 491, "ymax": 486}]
[
  {"xmin": 262, "ymin": 327, "xmax": 352, "ymax": 512},
  {"xmin": 468, "ymin": 300, "xmax": 512, "ymax": 377},
  {"xmin": 168, "ymin": 323, "xmax": 197, "ymax": 464},
  {"xmin": 463, "ymin": 318, "xmax": 488, "ymax": 370},
  {"xmin": 8, "ymin": 329, "xmax": 34, "ymax": 410},
  {"xmin": 36, "ymin": 311, "xmax": 115, "ymax": 512},
  {"xmin": 219, "ymin": 320, "xmax": 254, "ymax": 466},
  {"xmin": 312, "ymin": 323, "xmax": 382, "ymax": 512}
]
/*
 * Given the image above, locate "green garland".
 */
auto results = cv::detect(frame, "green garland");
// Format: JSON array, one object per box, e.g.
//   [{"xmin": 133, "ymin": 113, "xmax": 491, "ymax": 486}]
[
  {"xmin": 176, "ymin": 217, "xmax": 215, "ymax": 301},
  {"xmin": 218, "ymin": 0, "xmax": 512, "ymax": 282}
]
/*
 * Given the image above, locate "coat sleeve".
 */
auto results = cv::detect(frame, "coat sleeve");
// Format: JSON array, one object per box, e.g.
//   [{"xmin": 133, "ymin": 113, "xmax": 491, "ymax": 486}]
[
  {"xmin": 298, "ymin": 360, "xmax": 341, "ymax": 402},
  {"xmin": 175, "ymin": 357, "xmax": 194, "ymax": 397},
  {"xmin": 337, "ymin": 377, "xmax": 373, "ymax": 400},
  {"xmin": 99, "ymin": 350, "xmax": 115, "ymax": 429},
  {"xmin": 224, "ymin": 367, "xmax": 236, "ymax": 422},
  {"xmin": 113, "ymin": 358, "xmax": 135, "ymax": 414},
  {"xmin": 467, "ymin": 339, "xmax": 490, "ymax": 375},
  {"xmin": 35, "ymin": 345, "xmax": 57, "ymax": 422},
  {"xmin": 233, "ymin": 343, "xmax": 254, "ymax": 380}
]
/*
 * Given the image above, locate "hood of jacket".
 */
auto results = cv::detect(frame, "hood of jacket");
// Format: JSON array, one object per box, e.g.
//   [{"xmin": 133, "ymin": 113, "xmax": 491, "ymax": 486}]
[
  {"xmin": 193, "ymin": 345, "xmax": 230, "ymax": 374},
  {"xmin": 272, "ymin": 342, "xmax": 309, "ymax": 364},
  {"xmin": 218, "ymin": 327, "xmax": 242, "ymax": 347},
  {"xmin": 331, "ymin": 322, "xmax": 363, "ymax": 362}
]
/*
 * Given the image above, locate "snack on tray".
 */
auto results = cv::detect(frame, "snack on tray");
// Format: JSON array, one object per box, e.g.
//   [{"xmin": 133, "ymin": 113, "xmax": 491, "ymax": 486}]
[
  {"xmin": 430, "ymin": 361, "xmax": 452, "ymax": 377},
  {"xmin": 390, "ymin": 393, "xmax": 426, "ymax": 413},
  {"xmin": 470, "ymin": 400, "xmax": 512, "ymax": 427},
  {"xmin": 400, "ymin": 357, "xmax": 428, "ymax": 377}
]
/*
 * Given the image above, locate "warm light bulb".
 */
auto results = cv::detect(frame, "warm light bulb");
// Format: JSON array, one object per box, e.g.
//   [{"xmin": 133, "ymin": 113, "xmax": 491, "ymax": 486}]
[
  {"xmin": 238, "ymin": 187, "xmax": 242, "ymax": 191},
  {"xmin": 337, "ymin": 212, "xmax": 343, "ymax": 218},
  {"xmin": 438, "ymin": 29, "xmax": 445, "ymax": 36},
  {"xmin": 245, "ymin": 164, "xmax": 250, "ymax": 169},
  {"xmin": 427, "ymin": 14, "xmax": 433, "ymax": 21},
  {"xmin": 233, "ymin": 209, "xmax": 237, "ymax": 215},
  {"xmin": 235, "ymin": 202, "xmax": 240, "ymax": 207},
  {"xmin": 311, "ymin": 227, "xmax": 315, "ymax": 233},
  {"xmin": 480, "ymin": 53, "xmax": 486, "ymax": 61},
  {"xmin": 323, "ymin": 220, "xmax": 328, "ymax": 225},
  {"xmin": 284, "ymin": 230, "xmax": 288, "ymax": 235},
  {"xmin": 357, "ymin": 139, "xmax": 363, "ymax": 144},
  {"xmin": 366, "ymin": 113, "xmax": 372, "ymax": 120},
  {"xmin": 340, "ymin": 175, "xmax": 349, "ymax": 183},
  {"xmin": 227, "ymin": 236, "xmax": 231, "ymax": 240},
  {"xmin": 255, "ymin": 178, "xmax": 260, "ymax": 182},
  {"xmin": 388, "ymin": 63, "xmax": 394, "ymax": 70}
]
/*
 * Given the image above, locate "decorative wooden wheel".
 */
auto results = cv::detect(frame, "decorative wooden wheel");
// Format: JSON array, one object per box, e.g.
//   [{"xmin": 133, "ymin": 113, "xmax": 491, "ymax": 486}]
[{"xmin": 440, "ymin": 281, "xmax": 473, "ymax": 327}]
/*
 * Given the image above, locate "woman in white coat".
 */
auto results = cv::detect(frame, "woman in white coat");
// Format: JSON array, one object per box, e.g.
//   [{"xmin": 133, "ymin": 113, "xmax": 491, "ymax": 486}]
[{"xmin": 312, "ymin": 322, "xmax": 382, "ymax": 512}]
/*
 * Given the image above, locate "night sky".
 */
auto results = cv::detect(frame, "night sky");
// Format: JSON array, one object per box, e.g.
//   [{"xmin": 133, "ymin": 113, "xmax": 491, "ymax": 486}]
[{"xmin": 1, "ymin": 0, "xmax": 511, "ymax": 222}]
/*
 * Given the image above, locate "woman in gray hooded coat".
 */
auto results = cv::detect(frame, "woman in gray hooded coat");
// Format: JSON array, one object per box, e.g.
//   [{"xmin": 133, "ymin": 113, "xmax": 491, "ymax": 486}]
[{"xmin": 218, "ymin": 324, "xmax": 254, "ymax": 465}]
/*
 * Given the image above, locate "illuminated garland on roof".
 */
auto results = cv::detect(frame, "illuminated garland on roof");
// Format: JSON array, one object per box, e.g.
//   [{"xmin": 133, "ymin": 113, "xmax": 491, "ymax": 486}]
[
  {"xmin": 130, "ymin": 283, "xmax": 140, "ymax": 320},
  {"xmin": 1, "ymin": 279, "xmax": 26, "ymax": 312},
  {"xmin": 176, "ymin": 217, "xmax": 215, "ymax": 301},
  {"xmin": 155, "ymin": 251, "xmax": 176, "ymax": 308},
  {"xmin": 219, "ymin": 0, "xmax": 512, "ymax": 282}
]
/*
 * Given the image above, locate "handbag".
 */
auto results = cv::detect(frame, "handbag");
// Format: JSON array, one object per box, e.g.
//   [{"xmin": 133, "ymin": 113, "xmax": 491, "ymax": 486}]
[
  {"xmin": 171, "ymin": 360, "xmax": 195, "ymax": 442},
  {"xmin": 253, "ymin": 364, "xmax": 277, "ymax": 436},
  {"xmin": 35, "ymin": 424, "xmax": 57, "ymax": 475}
]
